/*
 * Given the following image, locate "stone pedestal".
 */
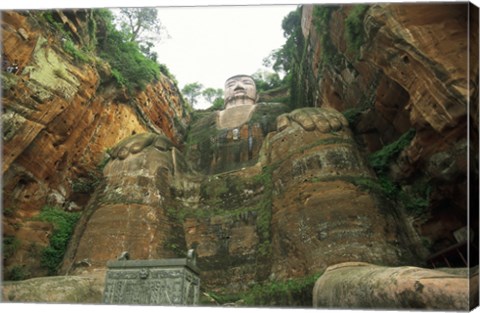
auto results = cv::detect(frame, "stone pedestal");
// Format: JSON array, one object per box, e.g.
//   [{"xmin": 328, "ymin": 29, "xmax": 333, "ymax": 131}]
[{"xmin": 103, "ymin": 258, "xmax": 200, "ymax": 305}]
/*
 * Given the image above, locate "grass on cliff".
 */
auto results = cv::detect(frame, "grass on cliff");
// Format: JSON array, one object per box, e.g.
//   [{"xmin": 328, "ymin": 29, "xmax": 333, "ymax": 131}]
[
  {"xmin": 45, "ymin": 9, "xmax": 173, "ymax": 95},
  {"xmin": 313, "ymin": 5, "xmax": 342, "ymax": 66},
  {"xmin": 368, "ymin": 129, "xmax": 416, "ymax": 175},
  {"xmin": 206, "ymin": 272, "xmax": 323, "ymax": 307},
  {"xmin": 3, "ymin": 235, "xmax": 21, "ymax": 261},
  {"xmin": 365, "ymin": 129, "xmax": 430, "ymax": 215},
  {"xmin": 344, "ymin": 5, "xmax": 370, "ymax": 57},
  {"xmin": 42, "ymin": 12, "xmax": 92, "ymax": 64},
  {"xmin": 252, "ymin": 166, "xmax": 274, "ymax": 258},
  {"xmin": 92, "ymin": 9, "xmax": 162, "ymax": 94},
  {"xmin": 35, "ymin": 206, "xmax": 81, "ymax": 275}
]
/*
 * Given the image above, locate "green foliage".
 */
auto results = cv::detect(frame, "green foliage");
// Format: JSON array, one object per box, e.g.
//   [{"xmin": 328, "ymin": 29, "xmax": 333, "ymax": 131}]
[
  {"xmin": 342, "ymin": 107, "xmax": 363, "ymax": 126},
  {"xmin": 398, "ymin": 180, "xmax": 431, "ymax": 215},
  {"xmin": 116, "ymin": 8, "xmax": 165, "ymax": 43},
  {"xmin": 264, "ymin": 8, "xmax": 304, "ymax": 74},
  {"xmin": 87, "ymin": 10, "xmax": 97, "ymax": 50},
  {"xmin": 101, "ymin": 39, "xmax": 160, "ymax": 93},
  {"xmin": 63, "ymin": 39, "xmax": 91, "ymax": 63},
  {"xmin": 43, "ymin": 11, "xmax": 57, "ymax": 26},
  {"xmin": 252, "ymin": 70, "xmax": 283, "ymax": 93},
  {"xmin": 348, "ymin": 176, "xmax": 397, "ymax": 199},
  {"xmin": 42, "ymin": 11, "xmax": 92, "ymax": 63},
  {"xmin": 270, "ymin": 5, "xmax": 344, "ymax": 109},
  {"xmin": 262, "ymin": 7, "xmax": 312, "ymax": 109},
  {"xmin": 344, "ymin": 5, "xmax": 369, "ymax": 57},
  {"xmin": 3, "ymin": 235, "xmax": 21, "ymax": 260},
  {"xmin": 158, "ymin": 63, "xmax": 176, "ymax": 82},
  {"xmin": 182, "ymin": 82, "xmax": 204, "ymax": 107},
  {"xmin": 27, "ymin": 242, "xmax": 42, "ymax": 258},
  {"xmin": 3, "ymin": 207, "xmax": 16, "ymax": 217},
  {"xmin": 110, "ymin": 68, "xmax": 127, "ymax": 86},
  {"xmin": 253, "ymin": 166, "xmax": 274, "ymax": 257},
  {"xmin": 211, "ymin": 97, "xmax": 224, "ymax": 110},
  {"xmin": 313, "ymin": 5, "xmax": 341, "ymax": 65},
  {"xmin": 200, "ymin": 87, "xmax": 224, "ymax": 111},
  {"xmin": 94, "ymin": 9, "xmax": 161, "ymax": 94},
  {"xmin": 36, "ymin": 206, "xmax": 81, "ymax": 275},
  {"xmin": 368, "ymin": 129, "xmax": 416, "ymax": 175},
  {"xmin": 7, "ymin": 265, "xmax": 31, "ymax": 281},
  {"xmin": 306, "ymin": 127, "xmax": 428, "ymax": 216},
  {"xmin": 202, "ymin": 87, "xmax": 223, "ymax": 104},
  {"xmin": 186, "ymin": 110, "xmax": 219, "ymax": 144},
  {"xmin": 71, "ymin": 171, "xmax": 101, "ymax": 194},
  {"xmin": 399, "ymin": 191, "xmax": 429, "ymax": 215},
  {"xmin": 245, "ymin": 273, "xmax": 322, "ymax": 306},
  {"xmin": 281, "ymin": 7, "xmax": 310, "ymax": 109},
  {"xmin": 209, "ymin": 272, "xmax": 323, "ymax": 307},
  {"xmin": 139, "ymin": 41, "xmax": 158, "ymax": 62}
]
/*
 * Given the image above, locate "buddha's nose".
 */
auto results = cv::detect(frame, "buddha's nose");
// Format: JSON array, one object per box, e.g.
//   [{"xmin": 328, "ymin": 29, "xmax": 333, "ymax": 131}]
[{"xmin": 234, "ymin": 83, "xmax": 245, "ymax": 91}]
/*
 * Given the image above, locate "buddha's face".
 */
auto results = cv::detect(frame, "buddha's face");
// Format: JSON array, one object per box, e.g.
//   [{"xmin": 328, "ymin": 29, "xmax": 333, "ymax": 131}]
[{"xmin": 224, "ymin": 75, "xmax": 256, "ymax": 108}]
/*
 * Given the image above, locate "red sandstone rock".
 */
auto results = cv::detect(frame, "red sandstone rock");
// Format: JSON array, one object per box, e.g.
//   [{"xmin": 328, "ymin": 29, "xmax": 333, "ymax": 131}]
[
  {"xmin": 1, "ymin": 11, "xmax": 189, "ymax": 277},
  {"xmin": 266, "ymin": 108, "xmax": 417, "ymax": 279},
  {"xmin": 313, "ymin": 262, "xmax": 478, "ymax": 310}
]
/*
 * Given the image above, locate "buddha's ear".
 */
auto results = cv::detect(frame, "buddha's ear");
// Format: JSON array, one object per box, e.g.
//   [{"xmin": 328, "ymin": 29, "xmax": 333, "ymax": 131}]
[{"xmin": 255, "ymin": 94, "xmax": 260, "ymax": 103}]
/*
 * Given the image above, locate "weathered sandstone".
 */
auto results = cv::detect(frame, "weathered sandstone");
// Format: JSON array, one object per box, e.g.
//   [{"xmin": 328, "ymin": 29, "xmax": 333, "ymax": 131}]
[
  {"xmin": 2, "ymin": 11, "xmax": 189, "ymax": 277},
  {"xmin": 62, "ymin": 134, "xmax": 189, "ymax": 274},
  {"xmin": 313, "ymin": 262, "xmax": 478, "ymax": 310},
  {"xmin": 266, "ymin": 108, "xmax": 417, "ymax": 279}
]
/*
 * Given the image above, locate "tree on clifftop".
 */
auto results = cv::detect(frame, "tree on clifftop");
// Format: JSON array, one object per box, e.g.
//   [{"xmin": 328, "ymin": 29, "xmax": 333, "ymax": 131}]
[
  {"xmin": 182, "ymin": 82, "xmax": 204, "ymax": 107},
  {"xmin": 116, "ymin": 8, "xmax": 167, "ymax": 44},
  {"xmin": 202, "ymin": 87, "xmax": 223, "ymax": 104}
]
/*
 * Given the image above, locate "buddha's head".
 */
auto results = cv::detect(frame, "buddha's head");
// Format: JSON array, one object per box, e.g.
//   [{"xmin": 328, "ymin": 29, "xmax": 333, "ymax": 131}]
[{"xmin": 224, "ymin": 75, "xmax": 257, "ymax": 109}]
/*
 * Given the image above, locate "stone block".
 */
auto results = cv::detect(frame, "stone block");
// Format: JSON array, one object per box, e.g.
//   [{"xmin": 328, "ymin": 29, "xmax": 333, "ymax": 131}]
[{"xmin": 103, "ymin": 257, "xmax": 200, "ymax": 305}]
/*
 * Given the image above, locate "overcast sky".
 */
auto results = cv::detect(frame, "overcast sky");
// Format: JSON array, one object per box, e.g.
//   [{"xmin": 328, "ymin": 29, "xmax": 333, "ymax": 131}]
[{"xmin": 153, "ymin": 5, "xmax": 297, "ymax": 109}]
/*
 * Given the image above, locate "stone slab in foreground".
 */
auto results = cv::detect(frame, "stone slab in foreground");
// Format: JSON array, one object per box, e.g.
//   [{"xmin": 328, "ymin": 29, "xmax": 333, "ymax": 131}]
[
  {"xmin": 1, "ymin": 272, "xmax": 105, "ymax": 303},
  {"xmin": 313, "ymin": 262, "xmax": 478, "ymax": 310}
]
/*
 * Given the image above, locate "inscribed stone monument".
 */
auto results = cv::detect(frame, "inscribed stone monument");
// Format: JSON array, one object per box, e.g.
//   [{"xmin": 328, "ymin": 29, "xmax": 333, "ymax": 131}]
[{"xmin": 103, "ymin": 251, "xmax": 200, "ymax": 305}]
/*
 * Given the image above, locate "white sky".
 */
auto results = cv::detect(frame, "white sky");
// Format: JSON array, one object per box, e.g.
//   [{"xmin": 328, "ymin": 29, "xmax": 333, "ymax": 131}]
[{"xmin": 153, "ymin": 5, "xmax": 297, "ymax": 109}]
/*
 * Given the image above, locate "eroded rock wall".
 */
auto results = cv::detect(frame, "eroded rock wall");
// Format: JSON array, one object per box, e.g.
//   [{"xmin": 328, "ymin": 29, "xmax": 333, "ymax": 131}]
[
  {"xmin": 2, "ymin": 4, "xmax": 477, "ymax": 306},
  {"xmin": 266, "ymin": 108, "xmax": 417, "ymax": 280},
  {"xmin": 299, "ymin": 3, "xmax": 478, "ymax": 262},
  {"xmin": 1, "ymin": 10, "xmax": 189, "ymax": 279}
]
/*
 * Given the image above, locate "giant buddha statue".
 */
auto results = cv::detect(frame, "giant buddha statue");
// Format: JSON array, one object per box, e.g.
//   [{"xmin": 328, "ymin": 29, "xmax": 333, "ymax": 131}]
[
  {"xmin": 184, "ymin": 74, "xmax": 290, "ymax": 173},
  {"xmin": 217, "ymin": 74, "xmax": 258, "ymax": 129}
]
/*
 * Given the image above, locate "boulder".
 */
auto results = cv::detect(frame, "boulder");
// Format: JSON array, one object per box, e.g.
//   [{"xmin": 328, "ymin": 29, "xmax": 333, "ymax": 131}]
[{"xmin": 1, "ymin": 271, "xmax": 105, "ymax": 303}]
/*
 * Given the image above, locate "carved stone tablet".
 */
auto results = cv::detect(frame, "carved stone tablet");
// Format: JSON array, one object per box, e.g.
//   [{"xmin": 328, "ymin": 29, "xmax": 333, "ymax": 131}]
[{"xmin": 103, "ymin": 258, "xmax": 200, "ymax": 305}]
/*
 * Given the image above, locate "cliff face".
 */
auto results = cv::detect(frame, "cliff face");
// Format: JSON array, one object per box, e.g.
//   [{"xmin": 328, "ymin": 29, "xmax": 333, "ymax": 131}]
[
  {"xmin": 2, "ymin": 3, "xmax": 478, "ymax": 307},
  {"xmin": 2, "ymin": 10, "xmax": 190, "ymax": 278},
  {"xmin": 298, "ymin": 3, "xmax": 478, "ymax": 258}
]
